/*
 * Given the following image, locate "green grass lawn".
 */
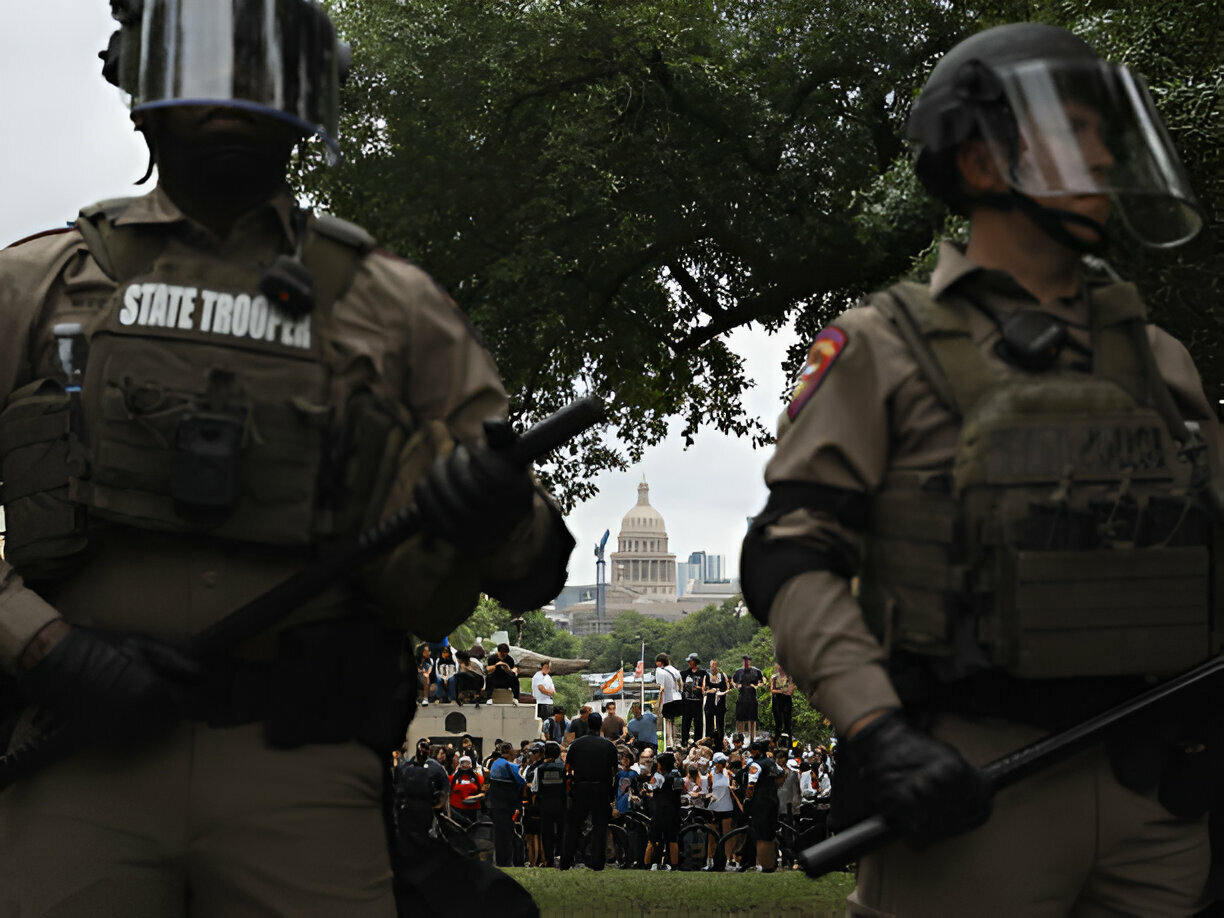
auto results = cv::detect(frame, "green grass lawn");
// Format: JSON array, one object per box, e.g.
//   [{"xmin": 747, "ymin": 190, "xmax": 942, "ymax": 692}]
[{"xmin": 505, "ymin": 867, "xmax": 855, "ymax": 918}]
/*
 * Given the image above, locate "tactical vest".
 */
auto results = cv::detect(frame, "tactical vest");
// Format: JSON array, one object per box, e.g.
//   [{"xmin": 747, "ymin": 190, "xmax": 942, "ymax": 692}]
[
  {"xmin": 536, "ymin": 760, "xmax": 566, "ymax": 799},
  {"xmin": 666, "ymin": 769, "xmax": 685, "ymax": 794},
  {"xmin": 0, "ymin": 198, "xmax": 412, "ymax": 579},
  {"xmin": 861, "ymin": 281, "xmax": 1219, "ymax": 682}
]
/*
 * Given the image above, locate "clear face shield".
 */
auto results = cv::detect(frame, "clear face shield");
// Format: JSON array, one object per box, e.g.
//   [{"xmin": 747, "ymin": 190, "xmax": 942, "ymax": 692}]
[
  {"xmin": 975, "ymin": 59, "xmax": 1202, "ymax": 248},
  {"xmin": 113, "ymin": 0, "xmax": 341, "ymax": 163}
]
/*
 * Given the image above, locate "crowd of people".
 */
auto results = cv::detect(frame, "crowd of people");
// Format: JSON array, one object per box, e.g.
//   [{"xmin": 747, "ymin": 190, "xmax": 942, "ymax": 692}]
[{"xmin": 393, "ymin": 654, "xmax": 837, "ymax": 873}]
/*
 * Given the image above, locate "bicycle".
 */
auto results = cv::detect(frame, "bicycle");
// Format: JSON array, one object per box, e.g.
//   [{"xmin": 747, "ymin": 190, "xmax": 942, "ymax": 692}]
[{"xmin": 676, "ymin": 803, "xmax": 720, "ymax": 871}]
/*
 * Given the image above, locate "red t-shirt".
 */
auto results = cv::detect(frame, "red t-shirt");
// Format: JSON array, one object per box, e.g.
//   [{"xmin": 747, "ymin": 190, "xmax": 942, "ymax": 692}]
[{"xmin": 450, "ymin": 771, "xmax": 484, "ymax": 811}]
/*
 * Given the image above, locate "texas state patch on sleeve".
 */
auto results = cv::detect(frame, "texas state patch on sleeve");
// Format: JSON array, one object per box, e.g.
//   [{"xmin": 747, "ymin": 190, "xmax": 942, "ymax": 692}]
[{"xmin": 787, "ymin": 326, "xmax": 847, "ymax": 420}]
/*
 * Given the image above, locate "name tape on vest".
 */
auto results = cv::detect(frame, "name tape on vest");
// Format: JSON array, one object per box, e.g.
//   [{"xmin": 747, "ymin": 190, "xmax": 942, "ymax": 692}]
[
  {"xmin": 984, "ymin": 424, "xmax": 1169, "ymax": 481},
  {"xmin": 119, "ymin": 283, "xmax": 311, "ymax": 349}
]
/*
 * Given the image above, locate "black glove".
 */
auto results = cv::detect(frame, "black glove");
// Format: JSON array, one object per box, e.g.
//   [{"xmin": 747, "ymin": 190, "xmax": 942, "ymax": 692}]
[
  {"xmin": 846, "ymin": 709, "xmax": 992, "ymax": 845},
  {"xmin": 413, "ymin": 419, "xmax": 536, "ymax": 555},
  {"xmin": 18, "ymin": 627, "xmax": 201, "ymax": 743}
]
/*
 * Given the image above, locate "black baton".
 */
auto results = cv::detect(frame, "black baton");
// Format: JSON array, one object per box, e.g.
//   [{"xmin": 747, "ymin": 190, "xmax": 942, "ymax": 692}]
[
  {"xmin": 0, "ymin": 396, "xmax": 606, "ymax": 788},
  {"xmin": 798, "ymin": 651, "xmax": 1224, "ymax": 878}
]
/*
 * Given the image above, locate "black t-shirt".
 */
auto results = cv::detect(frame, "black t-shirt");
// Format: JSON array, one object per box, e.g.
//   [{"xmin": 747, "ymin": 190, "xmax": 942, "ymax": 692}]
[
  {"xmin": 487, "ymin": 654, "xmax": 518, "ymax": 691},
  {"xmin": 751, "ymin": 758, "xmax": 780, "ymax": 806},
  {"xmin": 490, "ymin": 653, "xmax": 516, "ymax": 670},
  {"xmin": 681, "ymin": 666, "xmax": 708, "ymax": 701},
  {"xmin": 733, "ymin": 666, "xmax": 763, "ymax": 689},
  {"xmin": 654, "ymin": 769, "xmax": 684, "ymax": 811},
  {"xmin": 568, "ymin": 718, "xmax": 590, "ymax": 740},
  {"xmin": 566, "ymin": 735, "xmax": 618, "ymax": 788}
]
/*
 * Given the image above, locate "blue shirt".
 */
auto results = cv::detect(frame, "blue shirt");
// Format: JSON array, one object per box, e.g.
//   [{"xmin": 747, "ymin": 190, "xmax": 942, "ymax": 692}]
[
  {"xmin": 489, "ymin": 757, "xmax": 525, "ymax": 788},
  {"xmin": 615, "ymin": 768, "xmax": 638, "ymax": 814},
  {"xmin": 543, "ymin": 717, "xmax": 568, "ymax": 743},
  {"xmin": 627, "ymin": 711, "xmax": 658, "ymax": 747}
]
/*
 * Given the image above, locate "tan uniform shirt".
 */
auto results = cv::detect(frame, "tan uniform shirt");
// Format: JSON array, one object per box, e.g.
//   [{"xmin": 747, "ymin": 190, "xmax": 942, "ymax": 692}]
[
  {"xmin": 765, "ymin": 242, "xmax": 1219, "ymax": 732},
  {"xmin": 0, "ymin": 186, "xmax": 550, "ymax": 668}
]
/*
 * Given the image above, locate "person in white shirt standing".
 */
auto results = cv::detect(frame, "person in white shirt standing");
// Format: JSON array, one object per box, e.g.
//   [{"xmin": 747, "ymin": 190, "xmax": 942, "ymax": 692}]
[
  {"xmin": 531, "ymin": 659, "xmax": 557, "ymax": 722},
  {"xmin": 654, "ymin": 653, "xmax": 683, "ymax": 750},
  {"xmin": 703, "ymin": 753, "xmax": 741, "ymax": 871}
]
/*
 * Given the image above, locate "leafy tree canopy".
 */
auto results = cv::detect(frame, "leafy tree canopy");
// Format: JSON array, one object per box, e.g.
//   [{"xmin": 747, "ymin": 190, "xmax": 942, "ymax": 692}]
[
  {"xmin": 310, "ymin": 0, "xmax": 966, "ymax": 503},
  {"xmin": 310, "ymin": 0, "xmax": 1222, "ymax": 506}
]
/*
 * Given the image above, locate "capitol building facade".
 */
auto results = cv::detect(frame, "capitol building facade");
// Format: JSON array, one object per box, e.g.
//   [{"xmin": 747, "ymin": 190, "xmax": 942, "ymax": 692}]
[
  {"xmin": 608, "ymin": 479, "xmax": 677, "ymax": 600},
  {"xmin": 551, "ymin": 477, "xmax": 741, "ymax": 635}
]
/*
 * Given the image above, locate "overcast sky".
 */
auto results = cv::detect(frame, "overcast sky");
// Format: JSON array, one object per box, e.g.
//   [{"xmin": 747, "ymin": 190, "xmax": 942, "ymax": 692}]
[{"xmin": 0, "ymin": 4, "xmax": 802, "ymax": 584}]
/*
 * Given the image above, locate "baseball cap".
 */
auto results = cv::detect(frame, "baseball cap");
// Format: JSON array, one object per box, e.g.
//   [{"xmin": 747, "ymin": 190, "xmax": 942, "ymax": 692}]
[
  {"xmin": 458, "ymin": 755, "xmax": 472, "ymax": 766},
  {"xmin": 712, "ymin": 752, "xmax": 728, "ymax": 763},
  {"xmin": 687, "ymin": 652, "xmax": 700, "ymax": 662}
]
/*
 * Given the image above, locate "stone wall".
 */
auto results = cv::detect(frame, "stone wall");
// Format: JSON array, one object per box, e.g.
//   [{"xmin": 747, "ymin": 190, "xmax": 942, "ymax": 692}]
[{"xmin": 406, "ymin": 702, "xmax": 542, "ymax": 762}]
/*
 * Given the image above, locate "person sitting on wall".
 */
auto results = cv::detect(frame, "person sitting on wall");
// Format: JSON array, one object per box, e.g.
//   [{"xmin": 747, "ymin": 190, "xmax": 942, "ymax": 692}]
[{"xmin": 486, "ymin": 643, "xmax": 519, "ymax": 702}]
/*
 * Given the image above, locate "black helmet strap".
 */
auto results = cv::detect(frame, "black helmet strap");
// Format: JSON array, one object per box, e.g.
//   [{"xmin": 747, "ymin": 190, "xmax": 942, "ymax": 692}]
[{"xmin": 968, "ymin": 189, "xmax": 1107, "ymax": 255}]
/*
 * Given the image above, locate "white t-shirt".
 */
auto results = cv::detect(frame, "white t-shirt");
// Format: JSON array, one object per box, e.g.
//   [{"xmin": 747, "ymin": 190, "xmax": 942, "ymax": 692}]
[
  {"xmin": 800, "ymin": 771, "xmax": 816, "ymax": 800},
  {"xmin": 530, "ymin": 671, "xmax": 555, "ymax": 706},
  {"xmin": 708, "ymin": 769, "xmax": 734, "ymax": 813},
  {"xmin": 655, "ymin": 665, "xmax": 683, "ymax": 705}
]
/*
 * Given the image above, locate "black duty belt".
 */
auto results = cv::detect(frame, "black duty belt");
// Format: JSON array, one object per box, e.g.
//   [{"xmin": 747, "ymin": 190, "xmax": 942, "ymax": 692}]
[
  {"xmin": 189, "ymin": 659, "xmax": 280, "ymax": 727},
  {"xmin": 934, "ymin": 671, "xmax": 1148, "ymax": 732}
]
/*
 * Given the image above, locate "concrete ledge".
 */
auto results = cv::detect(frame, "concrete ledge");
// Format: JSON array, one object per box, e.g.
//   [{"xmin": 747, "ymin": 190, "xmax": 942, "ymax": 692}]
[{"xmin": 407, "ymin": 702, "xmax": 541, "ymax": 760}]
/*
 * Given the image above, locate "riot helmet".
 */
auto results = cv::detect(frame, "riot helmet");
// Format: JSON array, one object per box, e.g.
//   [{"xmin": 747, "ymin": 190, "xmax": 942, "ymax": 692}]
[
  {"xmin": 908, "ymin": 23, "xmax": 1201, "ymax": 249},
  {"xmin": 101, "ymin": 0, "xmax": 346, "ymax": 163}
]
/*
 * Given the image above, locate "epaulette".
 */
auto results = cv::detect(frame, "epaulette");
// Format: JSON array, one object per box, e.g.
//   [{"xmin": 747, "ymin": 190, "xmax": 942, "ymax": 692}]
[
  {"xmin": 78, "ymin": 197, "xmax": 140, "ymax": 222},
  {"xmin": 313, "ymin": 213, "xmax": 376, "ymax": 254},
  {"xmin": 5, "ymin": 225, "xmax": 75, "ymax": 250}
]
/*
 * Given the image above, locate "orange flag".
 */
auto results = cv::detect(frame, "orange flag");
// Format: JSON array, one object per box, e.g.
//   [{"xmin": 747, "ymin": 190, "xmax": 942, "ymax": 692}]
[{"xmin": 602, "ymin": 668, "xmax": 624, "ymax": 695}]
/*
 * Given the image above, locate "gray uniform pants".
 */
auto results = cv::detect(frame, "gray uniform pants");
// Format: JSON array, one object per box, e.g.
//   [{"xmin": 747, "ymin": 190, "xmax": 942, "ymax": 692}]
[
  {"xmin": 847, "ymin": 713, "xmax": 1209, "ymax": 918},
  {"xmin": 0, "ymin": 720, "xmax": 396, "ymax": 918}
]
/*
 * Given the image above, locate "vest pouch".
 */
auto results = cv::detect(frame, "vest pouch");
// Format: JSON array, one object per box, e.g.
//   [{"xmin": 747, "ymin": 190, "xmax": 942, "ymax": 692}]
[
  {"xmin": 862, "ymin": 478, "xmax": 965, "ymax": 658},
  {"xmin": 329, "ymin": 389, "xmax": 417, "ymax": 541},
  {"xmin": 171, "ymin": 411, "xmax": 244, "ymax": 513},
  {"xmin": 0, "ymin": 379, "xmax": 89, "ymax": 578},
  {"xmin": 990, "ymin": 545, "xmax": 1211, "ymax": 678},
  {"xmin": 81, "ymin": 330, "xmax": 333, "ymax": 545}
]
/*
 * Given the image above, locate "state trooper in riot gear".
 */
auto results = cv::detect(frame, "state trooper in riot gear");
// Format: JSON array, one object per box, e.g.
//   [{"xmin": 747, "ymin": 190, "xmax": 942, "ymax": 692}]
[
  {"xmin": 0, "ymin": 1, "xmax": 572, "ymax": 914},
  {"xmin": 742, "ymin": 22, "xmax": 1219, "ymax": 917}
]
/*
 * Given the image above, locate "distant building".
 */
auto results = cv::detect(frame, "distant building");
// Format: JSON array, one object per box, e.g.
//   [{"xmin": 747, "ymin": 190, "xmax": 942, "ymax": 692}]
[
  {"xmin": 609, "ymin": 478, "xmax": 677, "ymax": 601},
  {"xmin": 553, "ymin": 478, "xmax": 741, "ymax": 633},
  {"xmin": 677, "ymin": 550, "xmax": 727, "ymax": 595}
]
